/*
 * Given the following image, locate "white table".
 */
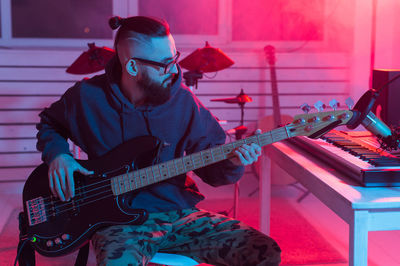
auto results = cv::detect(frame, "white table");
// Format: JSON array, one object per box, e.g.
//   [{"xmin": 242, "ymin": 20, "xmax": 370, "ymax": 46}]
[{"xmin": 259, "ymin": 140, "xmax": 400, "ymax": 266}]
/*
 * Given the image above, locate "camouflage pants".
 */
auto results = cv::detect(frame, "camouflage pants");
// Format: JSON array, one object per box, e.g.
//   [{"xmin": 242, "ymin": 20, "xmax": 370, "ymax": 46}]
[{"xmin": 91, "ymin": 208, "xmax": 281, "ymax": 266}]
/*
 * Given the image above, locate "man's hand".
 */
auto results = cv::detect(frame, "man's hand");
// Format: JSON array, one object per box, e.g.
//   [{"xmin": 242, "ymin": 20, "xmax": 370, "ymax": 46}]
[
  {"xmin": 48, "ymin": 154, "xmax": 93, "ymax": 201},
  {"xmin": 229, "ymin": 129, "xmax": 262, "ymax": 166}
]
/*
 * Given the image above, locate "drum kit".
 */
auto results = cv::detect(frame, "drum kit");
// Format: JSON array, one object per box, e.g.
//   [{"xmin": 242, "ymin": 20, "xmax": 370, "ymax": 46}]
[
  {"xmin": 67, "ymin": 42, "xmax": 252, "ymax": 217},
  {"xmin": 67, "ymin": 41, "xmax": 252, "ymax": 139}
]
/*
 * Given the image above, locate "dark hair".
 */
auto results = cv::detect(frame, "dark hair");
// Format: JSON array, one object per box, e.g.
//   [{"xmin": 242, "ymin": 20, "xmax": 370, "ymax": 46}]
[{"xmin": 108, "ymin": 16, "xmax": 170, "ymax": 50}]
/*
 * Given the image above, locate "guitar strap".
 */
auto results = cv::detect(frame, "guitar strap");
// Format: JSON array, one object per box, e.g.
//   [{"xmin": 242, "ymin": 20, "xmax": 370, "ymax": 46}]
[
  {"xmin": 17, "ymin": 211, "xmax": 90, "ymax": 266},
  {"xmin": 75, "ymin": 243, "xmax": 90, "ymax": 266}
]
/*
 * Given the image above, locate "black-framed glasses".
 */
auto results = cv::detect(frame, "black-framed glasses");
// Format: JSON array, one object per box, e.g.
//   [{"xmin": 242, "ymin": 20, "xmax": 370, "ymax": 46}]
[{"xmin": 131, "ymin": 51, "xmax": 180, "ymax": 74}]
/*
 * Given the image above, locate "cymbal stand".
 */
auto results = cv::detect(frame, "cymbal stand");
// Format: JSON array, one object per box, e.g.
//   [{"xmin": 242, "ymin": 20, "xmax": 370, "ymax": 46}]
[
  {"xmin": 223, "ymin": 91, "xmax": 249, "ymax": 218},
  {"xmin": 183, "ymin": 71, "xmax": 203, "ymax": 91}
]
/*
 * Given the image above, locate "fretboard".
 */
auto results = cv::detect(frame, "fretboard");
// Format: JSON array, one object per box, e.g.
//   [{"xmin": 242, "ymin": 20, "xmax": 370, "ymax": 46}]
[{"xmin": 110, "ymin": 126, "xmax": 290, "ymax": 196}]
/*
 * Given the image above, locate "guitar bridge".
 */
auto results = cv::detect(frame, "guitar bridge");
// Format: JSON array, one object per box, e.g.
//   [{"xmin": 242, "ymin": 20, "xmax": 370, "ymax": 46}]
[{"xmin": 26, "ymin": 197, "xmax": 47, "ymax": 226}]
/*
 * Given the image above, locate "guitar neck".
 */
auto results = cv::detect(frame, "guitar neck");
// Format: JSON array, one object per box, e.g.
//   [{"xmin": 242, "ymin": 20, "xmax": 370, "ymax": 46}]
[
  {"xmin": 270, "ymin": 67, "xmax": 281, "ymax": 126},
  {"xmin": 265, "ymin": 45, "xmax": 281, "ymax": 127},
  {"xmin": 110, "ymin": 126, "xmax": 290, "ymax": 196}
]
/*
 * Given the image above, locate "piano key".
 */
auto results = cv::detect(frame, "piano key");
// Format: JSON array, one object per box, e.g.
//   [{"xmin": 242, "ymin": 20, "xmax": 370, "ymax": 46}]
[{"xmin": 288, "ymin": 130, "xmax": 400, "ymax": 186}]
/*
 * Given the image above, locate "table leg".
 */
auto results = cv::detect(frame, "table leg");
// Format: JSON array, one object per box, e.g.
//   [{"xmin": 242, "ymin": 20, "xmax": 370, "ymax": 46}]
[
  {"xmin": 233, "ymin": 182, "xmax": 239, "ymax": 218},
  {"xmin": 349, "ymin": 210, "xmax": 369, "ymax": 266},
  {"xmin": 259, "ymin": 154, "xmax": 271, "ymax": 234}
]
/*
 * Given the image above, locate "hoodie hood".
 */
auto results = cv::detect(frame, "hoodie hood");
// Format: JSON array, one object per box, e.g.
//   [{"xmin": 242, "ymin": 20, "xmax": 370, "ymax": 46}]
[{"xmin": 104, "ymin": 56, "xmax": 183, "ymax": 112}]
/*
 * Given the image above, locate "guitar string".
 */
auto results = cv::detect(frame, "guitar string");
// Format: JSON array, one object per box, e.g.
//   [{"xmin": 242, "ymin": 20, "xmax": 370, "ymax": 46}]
[
  {"xmin": 37, "ymin": 145, "xmax": 247, "ymax": 209},
  {"xmin": 45, "ymin": 189, "xmax": 114, "ymax": 216},
  {"xmin": 38, "ymin": 162, "xmax": 189, "ymax": 209},
  {"xmin": 40, "ymin": 173, "xmax": 152, "ymax": 209},
  {"xmin": 38, "ymin": 156, "xmax": 188, "ymax": 207},
  {"xmin": 35, "ymin": 121, "xmax": 329, "ymax": 211},
  {"xmin": 46, "ymin": 193, "xmax": 116, "ymax": 217},
  {"xmin": 44, "ymin": 125, "xmax": 288, "ymax": 206},
  {"xmin": 35, "ymin": 121, "xmax": 322, "ymax": 210},
  {"xmin": 30, "ymin": 118, "xmax": 344, "ymax": 215},
  {"xmin": 39, "ymin": 120, "xmax": 340, "ymax": 217}
]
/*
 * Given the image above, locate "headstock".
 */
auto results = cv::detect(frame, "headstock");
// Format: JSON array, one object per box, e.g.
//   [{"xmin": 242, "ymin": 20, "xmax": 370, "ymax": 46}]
[
  {"xmin": 264, "ymin": 45, "xmax": 276, "ymax": 66},
  {"xmin": 286, "ymin": 110, "xmax": 355, "ymax": 139}
]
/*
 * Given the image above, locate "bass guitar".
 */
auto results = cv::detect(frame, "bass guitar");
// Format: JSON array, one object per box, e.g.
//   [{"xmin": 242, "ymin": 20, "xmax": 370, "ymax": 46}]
[{"xmin": 21, "ymin": 109, "xmax": 355, "ymax": 257}]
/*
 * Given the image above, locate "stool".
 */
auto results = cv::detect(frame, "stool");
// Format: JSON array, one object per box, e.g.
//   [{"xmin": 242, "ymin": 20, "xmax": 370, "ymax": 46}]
[{"xmin": 150, "ymin": 252, "xmax": 198, "ymax": 266}]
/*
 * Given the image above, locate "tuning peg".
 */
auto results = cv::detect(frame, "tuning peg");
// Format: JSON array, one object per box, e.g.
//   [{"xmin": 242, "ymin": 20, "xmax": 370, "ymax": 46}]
[
  {"xmin": 300, "ymin": 103, "xmax": 311, "ymax": 114},
  {"xmin": 329, "ymin": 99, "xmax": 340, "ymax": 110},
  {"xmin": 314, "ymin": 101, "xmax": 326, "ymax": 112},
  {"xmin": 345, "ymin": 97, "xmax": 354, "ymax": 109}
]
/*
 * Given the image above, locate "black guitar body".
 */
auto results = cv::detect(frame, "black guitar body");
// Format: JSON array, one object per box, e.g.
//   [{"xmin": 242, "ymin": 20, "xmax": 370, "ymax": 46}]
[
  {"xmin": 22, "ymin": 136, "xmax": 161, "ymax": 257},
  {"xmin": 20, "ymin": 109, "xmax": 355, "ymax": 258}
]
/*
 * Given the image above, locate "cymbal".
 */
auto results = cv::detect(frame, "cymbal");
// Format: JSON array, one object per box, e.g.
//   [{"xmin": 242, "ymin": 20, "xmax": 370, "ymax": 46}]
[
  {"xmin": 66, "ymin": 43, "xmax": 115, "ymax": 74},
  {"xmin": 211, "ymin": 90, "xmax": 252, "ymax": 104},
  {"xmin": 179, "ymin": 41, "xmax": 234, "ymax": 73}
]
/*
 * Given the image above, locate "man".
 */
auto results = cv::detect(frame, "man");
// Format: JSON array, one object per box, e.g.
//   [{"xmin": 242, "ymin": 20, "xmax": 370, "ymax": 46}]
[{"xmin": 36, "ymin": 16, "xmax": 281, "ymax": 265}]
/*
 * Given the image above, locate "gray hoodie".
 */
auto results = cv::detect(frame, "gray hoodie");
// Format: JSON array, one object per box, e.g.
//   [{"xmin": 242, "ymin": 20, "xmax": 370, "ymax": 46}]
[{"xmin": 36, "ymin": 57, "xmax": 244, "ymax": 212}]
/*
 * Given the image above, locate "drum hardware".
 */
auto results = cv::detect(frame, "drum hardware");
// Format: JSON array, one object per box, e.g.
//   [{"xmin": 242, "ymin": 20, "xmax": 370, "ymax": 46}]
[
  {"xmin": 179, "ymin": 41, "xmax": 234, "ymax": 90},
  {"xmin": 183, "ymin": 71, "xmax": 203, "ymax": 90},
  {"xmin": 212, "ymin": 89, "xmax": 253, "ymax": 218},
  {"xmin": 66, "ymin": 43, "xmax": 115, "ymax": 74}
]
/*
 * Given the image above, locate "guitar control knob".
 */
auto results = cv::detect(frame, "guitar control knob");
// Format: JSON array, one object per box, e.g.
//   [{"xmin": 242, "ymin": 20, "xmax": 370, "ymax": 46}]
[
  {"xmin": 61, "ymin": 234, "xmax": 71, "ymax": 241},
  {"xmin": 46, "ymin": 240, "xmax": 54, "ymax": 247},
  {"xmin": 54, "ymin": 238, "xmax": 62, "ymax": 245}
]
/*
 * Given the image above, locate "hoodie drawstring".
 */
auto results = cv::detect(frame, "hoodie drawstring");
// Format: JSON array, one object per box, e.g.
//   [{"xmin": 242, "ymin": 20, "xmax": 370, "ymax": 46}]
[{"xmin": 142, "ymin": 108, "xmax": 153, "ymax": 136}]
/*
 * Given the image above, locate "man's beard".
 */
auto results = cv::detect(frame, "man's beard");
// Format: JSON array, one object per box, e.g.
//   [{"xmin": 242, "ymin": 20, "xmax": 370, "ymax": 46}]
[{"xmin": 137, "ymin": 71, "xmax": 172, "ymax": 106}]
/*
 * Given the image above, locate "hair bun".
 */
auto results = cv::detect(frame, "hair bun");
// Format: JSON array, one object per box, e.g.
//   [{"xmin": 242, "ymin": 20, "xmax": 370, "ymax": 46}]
[{"xmin": 109, "ymin": 16, "xmax": 124, "ymax": 30}]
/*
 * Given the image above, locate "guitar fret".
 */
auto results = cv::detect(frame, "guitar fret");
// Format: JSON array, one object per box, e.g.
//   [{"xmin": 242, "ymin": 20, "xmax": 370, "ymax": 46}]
[
  {"xmin": 199, "ymin": 151, "xmax": 205, "ymax": 165},
  {"xmin": 211, "ymin": 146, "xmax": 225, "ymax": 161},
  {"xmin": 159, "ymin": 163, "xmax": 169, "ymax": 180},
  {"xmin": 138, "ymin": 169, "xmax": 146, "ymax": 187},
  {"xmin": 133, "ymin": 171, "xmax": 139, "ymax": 188},
  {"xmin": 145, "ymin": 167, "xmax": 154, "ymax": 185},
  {"xmin": 167, "ymin": 161, "xmax": 177, "ymax": 177},
  {"xmin": 128, "ymin": 173, "xmax": 136, "ymax": 191},
  {"xmin": 111, "ymin": 177, "xmax": 118, "ymax": 195},
  {"xmin": 122, "ymin": 175, "xmax": 129, "ymax": 193},
  {"xmin": 143, "ymin": 169, "xmax": 149, "ymax": 186},
  {"xmin": 121, "ymin": 175, "xmax": 128, "ymax": 194},
  {"xmin": 117, "ymin": 176, "xmax": 123, "ymax": 194},
  {"xmin": 222, "ymin": 143, "xmax": 234, "ymax": 155},
  {"xmin": 191, "ymin": 153, "xmax": 204, "ymax": 169},
  {"xmin": 183, "ymin": 156, "xmax": 194, "ymax": 171},
  {"xmin": 126, "ymin": 173, "xmax": 133, "ymax": 192},
  {"xmin": 259, "ymin": 132, "xmax": 273, "ymax": 146},
  {"xmin": 272, "ymin": 127, "xmax": 288, "ymax": 142},
  {"xmin": 201, "ymin": 150, "xmax": 213, "ymax": 165},
  {"xmin": 174, "ymin": 159, "xmax": 185, "ymax": 175},
  {"xmin": 152, "ymin": 166, "xmax": 161, "ymax": 183},
  {"xmin": 115, "ymin": 176, "xmax": 122, "ymax": 195},
  {"xmin": 245, "ymin": 135, "xmax": 259, "ymax": 146},
  {"xmin": 233, "ymin": 140, "xmax": 245, "ymax": 148}
]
